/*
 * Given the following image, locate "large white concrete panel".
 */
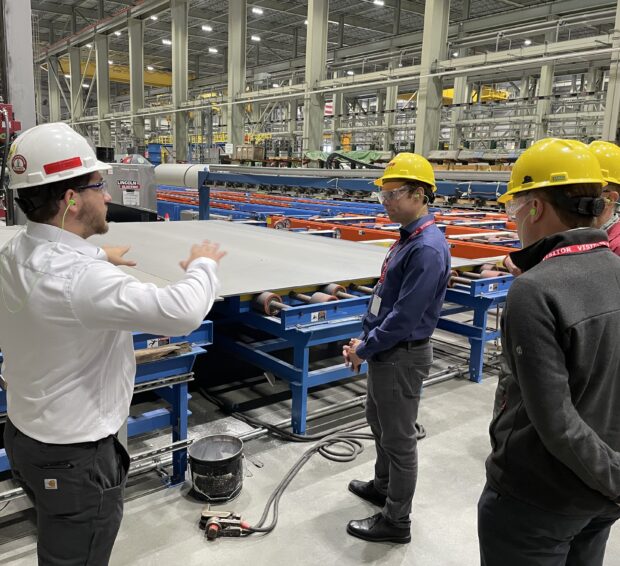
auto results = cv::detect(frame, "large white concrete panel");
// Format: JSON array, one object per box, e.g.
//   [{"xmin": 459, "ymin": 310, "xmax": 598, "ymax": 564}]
[{"xmin": 1, "ymin": 221, "xmax": 477, "ymax": 297}]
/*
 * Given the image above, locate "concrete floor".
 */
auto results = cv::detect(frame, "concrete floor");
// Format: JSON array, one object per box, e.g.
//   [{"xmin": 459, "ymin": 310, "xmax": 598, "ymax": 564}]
[{"xmin": 1, "ymin": 371, "xmax": 619, "ymax": 566}]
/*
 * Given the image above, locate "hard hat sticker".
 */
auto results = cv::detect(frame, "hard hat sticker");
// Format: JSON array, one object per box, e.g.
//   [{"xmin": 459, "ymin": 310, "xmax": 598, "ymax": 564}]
[{"xmin": 11, "ymin": 154, "xmax": 27, "ymax": 174}]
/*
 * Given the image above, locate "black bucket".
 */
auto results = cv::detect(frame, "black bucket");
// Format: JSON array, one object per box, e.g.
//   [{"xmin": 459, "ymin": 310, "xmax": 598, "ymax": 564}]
[{"xmin": 188, "ymin": 434, "xmax": 244, "ymax": 503}]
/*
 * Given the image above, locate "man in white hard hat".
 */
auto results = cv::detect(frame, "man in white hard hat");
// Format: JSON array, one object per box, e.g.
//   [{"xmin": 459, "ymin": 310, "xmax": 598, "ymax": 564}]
[{"xmin": 0, "ymin": 123, "xmax": 225, "ymax": 565}]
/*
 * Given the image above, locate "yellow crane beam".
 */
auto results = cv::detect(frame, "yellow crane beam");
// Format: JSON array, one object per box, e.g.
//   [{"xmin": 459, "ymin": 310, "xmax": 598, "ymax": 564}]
[{"xmin": 57, "ymin": 58, "xmax": 195, "ymax": 88}]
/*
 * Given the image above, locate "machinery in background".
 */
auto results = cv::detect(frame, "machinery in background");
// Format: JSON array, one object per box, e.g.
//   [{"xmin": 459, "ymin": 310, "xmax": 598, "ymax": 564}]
[
  {"xmin": 154, "ymin": 164, "xmax": 514, "ymax": 390},
  {"xmin": 0, "ymin": 320, "xmax": 214, "ymax": 489},
  {"xmin": 105, "ymin": 162, "xmax": 160, "ymax": 222},
  {"xmin": 0, "ymin": 101, "xmax": 22, "ymax": 222}
]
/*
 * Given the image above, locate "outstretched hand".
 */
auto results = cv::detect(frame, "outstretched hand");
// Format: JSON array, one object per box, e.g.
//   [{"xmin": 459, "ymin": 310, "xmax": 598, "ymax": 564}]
[
  {"xmin": 102, "ymin": 245, "xmax": 137, "ymax": 267},
  {"xmin": 180, "ymin": 240, "xmax": 227, "ymax": 271}
]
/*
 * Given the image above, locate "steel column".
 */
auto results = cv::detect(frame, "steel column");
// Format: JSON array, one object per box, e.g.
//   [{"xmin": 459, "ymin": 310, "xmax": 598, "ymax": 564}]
[
  {"xmin": 172, "ymin": 0, "xmax": 189, "ymax": 162},
  {"xmin": 519, "ymin": 75, "xmax": 530, "ymax": 99},
  {"xmin": 603, "ymin": 0, "xmax": 620, "ymax": 141},
  {"xmin": 332, "ymin": 72, "xmax": 344, "ymax": 149},
  {"xmin": 384, "ymin": 68, "xmax": 398, "ymax": 150},
  {"xmin": 47, "ymin": 56, "xmax": 62, "ymax": 122},
  {"xmin": 533, "ymin": 31, "xmax": 555, "ymax": 140},
  {"xmin": 393, "ymin": 0, "xmax": 401, "ymax": 35},
  {"xmin": 69, "ymin": 46, "xmax": 84, "ymax": 129},
  {"xmin": 302, "ymin": 0, "xmax": 329, "ymax": 153},
  {"xmin": 449, "ymin": 75, "xmax": 469, "ymax": 149},
  {"xmin": 415, "ymin": 0, "xmax": 450, "ymax": 156},
  {"xmin": 128, "ymin": 18, "xmax": 145, "ymax": 145},
  {"xmin": 227, "ymin": 0, "xmax": 247, "ymax": 148},
  {"xmin": 95, "ymin": 34, "xmax": 112, "ymax": 147}
]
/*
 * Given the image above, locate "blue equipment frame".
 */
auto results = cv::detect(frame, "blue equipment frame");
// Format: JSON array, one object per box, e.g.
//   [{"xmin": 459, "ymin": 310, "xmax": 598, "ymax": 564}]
[{"xmin": 0, "ymin": 321, "xmax": 213, "ymax": 485}]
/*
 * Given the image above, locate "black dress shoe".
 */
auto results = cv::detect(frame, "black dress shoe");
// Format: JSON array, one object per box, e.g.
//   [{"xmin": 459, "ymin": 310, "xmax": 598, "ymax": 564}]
[
  {"xmin": 348, "ymin": 479, "xmax": 387, "ymax": 507},
  {"xmin": 347, "ymin": 512, "xmax": 411, "ymax": 543}
]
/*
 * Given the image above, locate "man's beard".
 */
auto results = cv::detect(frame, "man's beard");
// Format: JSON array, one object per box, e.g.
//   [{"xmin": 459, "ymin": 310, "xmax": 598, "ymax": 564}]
[{"xmin": 77, "ymin": 202, "xmax": 108, "ymax": 236}]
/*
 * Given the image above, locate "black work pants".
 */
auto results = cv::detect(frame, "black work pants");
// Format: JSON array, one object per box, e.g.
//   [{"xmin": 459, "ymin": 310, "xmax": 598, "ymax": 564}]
[
  {"xmin": 4, "ymin": 419, "xmax": 130, "ymax": 566},
  {"xmin": 366, "ymin": 341, "xmax": 432, "ymax": 527},
  {"xmin": 478, "ymin": 483, "xmax": 620, "ymax": 566}
]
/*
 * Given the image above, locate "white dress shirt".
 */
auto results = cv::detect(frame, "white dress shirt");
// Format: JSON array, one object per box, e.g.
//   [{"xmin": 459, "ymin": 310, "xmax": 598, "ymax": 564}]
[{"xmin": 0, "ymin": 222, "xmax": 219, "ymax": 443}]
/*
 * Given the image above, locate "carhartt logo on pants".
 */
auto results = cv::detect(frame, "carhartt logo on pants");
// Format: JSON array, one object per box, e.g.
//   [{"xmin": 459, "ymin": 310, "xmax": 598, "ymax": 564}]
[{"xmin": 44, "ymin": 479, "xmax": 58, "ymax": 490}]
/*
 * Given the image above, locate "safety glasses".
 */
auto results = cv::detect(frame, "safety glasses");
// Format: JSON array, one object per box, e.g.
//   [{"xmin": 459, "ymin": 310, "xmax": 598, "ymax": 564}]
[
  {"xmin": 74, "ymin": 181, "xmax": 108, "ymax": 193},
  {"xmin": 505, "ymin": 197, "xmax": 531, "ymax": 220},
  {"xmin": 373, "ymin": 185, "xmax": 410, "ymax": 205}
]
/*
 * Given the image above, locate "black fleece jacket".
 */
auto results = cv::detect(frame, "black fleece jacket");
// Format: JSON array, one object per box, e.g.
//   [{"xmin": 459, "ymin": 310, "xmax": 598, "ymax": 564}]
[{"xmin": 486, "ymin": 227, "xmax": 620, "ymax": 516}]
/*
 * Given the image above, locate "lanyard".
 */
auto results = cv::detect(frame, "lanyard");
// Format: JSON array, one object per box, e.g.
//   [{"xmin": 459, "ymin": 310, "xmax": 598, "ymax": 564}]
[
  {"xmin": 542, "ymin": 241, "xmax": 609, "ymax": 262},
  {"xmin": 378, "ymin": 219, "xmax": 435, "ymax": 284}
]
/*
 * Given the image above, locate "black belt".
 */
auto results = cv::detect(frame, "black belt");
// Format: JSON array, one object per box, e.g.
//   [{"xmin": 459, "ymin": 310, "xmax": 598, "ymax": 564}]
[{"xmin": 396, "ymin": 337, "xmax": 430, "ymax": 348}]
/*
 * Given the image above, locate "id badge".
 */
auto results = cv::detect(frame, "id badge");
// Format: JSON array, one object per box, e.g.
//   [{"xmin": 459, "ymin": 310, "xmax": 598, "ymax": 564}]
[{"xmin": 370, "ymin": 294, "xmax": 382, "ymax": 316}]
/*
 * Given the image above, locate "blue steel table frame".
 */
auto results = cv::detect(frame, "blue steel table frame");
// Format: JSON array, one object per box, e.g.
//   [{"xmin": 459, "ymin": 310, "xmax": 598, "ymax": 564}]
[
  {"xmin": 438, "ymin": 274, "xmax": 512, "ymax": 382},
  {"xmin": 213, "ymin": 294, "xmax": 370, "ymax": 434},
  {"xmin": 0, "ymin": 321, "xmax": 213, "ymax": 485}
]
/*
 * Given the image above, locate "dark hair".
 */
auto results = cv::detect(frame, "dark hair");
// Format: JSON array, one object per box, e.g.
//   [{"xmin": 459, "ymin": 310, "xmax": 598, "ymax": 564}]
[
  {"xmin": 15, "ymin": 173, "xmax": 92, "ymax": 223},
  {"xmin": 405, "ymin": 181, "xmax": 435, "ymax": 204},
  {"xmin": 529, "ymin": 183, "xmax": 603, "ymax": 228}
]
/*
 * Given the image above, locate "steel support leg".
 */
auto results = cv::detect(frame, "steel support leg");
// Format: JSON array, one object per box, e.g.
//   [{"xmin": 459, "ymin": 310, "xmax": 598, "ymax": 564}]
[
  {"xmin": 171, "ymin": 382, "xmax": 189, "ymax": 484},
  {"xmin": 291, "ymin": 346, "xmax": 310, "ymax": 434},
  {"xmin": 468, "ymin": 305, "xmax": 489, "ymax": 383}
]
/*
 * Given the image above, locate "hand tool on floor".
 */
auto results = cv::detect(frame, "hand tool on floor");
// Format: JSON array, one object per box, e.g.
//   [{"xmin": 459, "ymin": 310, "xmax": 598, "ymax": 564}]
[{"xmin": 199, "ymin": 509, "xmax": 251, "ymax": 540}]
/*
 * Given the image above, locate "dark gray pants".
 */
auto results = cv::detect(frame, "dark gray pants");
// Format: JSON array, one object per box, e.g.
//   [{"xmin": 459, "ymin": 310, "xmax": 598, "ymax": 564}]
[
  {"xmin": 366, "ymin": 342, "xmax": 432, "ymax": 527},
  {"xmin": 478, "ymin": 484, "xmax": 620, "ymax": 566},
  {"xmin": 4, "ymin": 419, "xmax": 130, "ymax": 566}
]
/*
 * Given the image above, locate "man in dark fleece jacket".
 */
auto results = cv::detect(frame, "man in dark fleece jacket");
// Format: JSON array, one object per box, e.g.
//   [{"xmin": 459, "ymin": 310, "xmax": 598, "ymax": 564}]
[{"xmin": 478, "ymin": 138, "xmax": 620, "ymax": 566}]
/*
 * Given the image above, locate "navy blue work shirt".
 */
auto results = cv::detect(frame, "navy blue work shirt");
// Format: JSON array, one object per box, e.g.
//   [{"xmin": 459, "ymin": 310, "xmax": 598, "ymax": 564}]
[{"xmin": 356, "ymin": 213, "xmax": 451, "ymax": 361}]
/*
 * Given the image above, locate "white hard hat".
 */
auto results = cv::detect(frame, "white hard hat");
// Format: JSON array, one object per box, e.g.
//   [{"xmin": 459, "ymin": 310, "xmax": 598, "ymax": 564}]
[{"xmin": 7, "ymin": 122, "xmax": 111, "ymax": 190}]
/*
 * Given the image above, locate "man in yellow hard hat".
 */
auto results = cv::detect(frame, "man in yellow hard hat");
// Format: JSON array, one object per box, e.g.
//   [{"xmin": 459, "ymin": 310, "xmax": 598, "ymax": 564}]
[
  {"xmin": 589, "ymin": 140, "xmax": 620, "ymax": 255},
  {"xmin": 479, "ymin": 138, "xmax": 620, "ymax": 566},
  {"xmin": 343, "ymin": 152, "xmax": 451, "ymax": 543}
]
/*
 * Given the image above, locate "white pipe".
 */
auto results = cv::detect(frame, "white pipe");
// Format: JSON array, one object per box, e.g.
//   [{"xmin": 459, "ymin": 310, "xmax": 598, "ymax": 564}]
[{"xmin": 155, "ymin": 163, "xmax": 211, "ymax": 188}]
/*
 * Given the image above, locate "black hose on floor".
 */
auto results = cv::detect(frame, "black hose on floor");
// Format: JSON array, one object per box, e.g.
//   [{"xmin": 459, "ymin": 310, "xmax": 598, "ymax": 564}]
[
  {"xmin": 197, "ymin": 387, "xmax": 426, "ymax": 537},
  {"xmin": 242, "ymin": 429, "xmax": 374, "ymax": 535}
]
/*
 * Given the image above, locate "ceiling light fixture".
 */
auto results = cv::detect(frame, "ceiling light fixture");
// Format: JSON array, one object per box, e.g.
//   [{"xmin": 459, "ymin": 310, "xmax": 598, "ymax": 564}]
[
  {"xmin": 346, "ymin": 70, "xmax": 354, "ymax": 75},
  {"xmin": 252, "ymin": 7, "xmax": 263, "ymax": 15},
  {"xmin": 251, "ymin": 35, "xmax": 261, "ymax": 42},
  {"xmin": 304, "ymin": 19, "xmax": 308, "ymax": 25},
  {"xmin": 452, "ymin": 51, "xmax": 459, "ymax": 57},
  {"xmin": 114, "ymin": 31, "xmax": 121, "ymax": 36},
  {"xmin": 523, "ymin": 38, "xmax": 532, "ymax": 46},
  {"xmin": 273, "ymin": 83, "xmax": 279, "ymax": 88},
  {"xmin": 86, "ymin": 43, "xmax": 92, "ymax": 48},
  {"xmin": 147, "ymin": 65, "xmax": 155, "ymax": 71},
  {"xmin": 162, "ymin": 38, "xmax": 172, "ymax": 45},
  {"xmin": 150, "ymin": 15, "xmax": 158, "ymax": 21},
  {"xmin": 201, "ymin": 24, "xmax": 213, "ymax": 32},
  {"xmin": 208, "ymin": 47, "xmax": 218, "ymax": 53},
  {"xmin": 108, "ymin": 60, "xmax": 113, "ymax": 65},
  {"xmin": 373, "ymin": 0, "xmax": 385, "ymax": 5}
]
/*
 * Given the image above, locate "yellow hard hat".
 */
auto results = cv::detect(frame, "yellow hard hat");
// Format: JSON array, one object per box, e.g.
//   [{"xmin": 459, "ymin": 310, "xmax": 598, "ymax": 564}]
[
  {"xmin": 375, "ymin": 152, "xmax": 436, "ymax": 190},
  {"xmin": 499, "ymin": 138, "xmax": 606, "ymax": 203},
  {"xmin": 588, "ymin": 140, "xmax": 620, "ymax": 186}
]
